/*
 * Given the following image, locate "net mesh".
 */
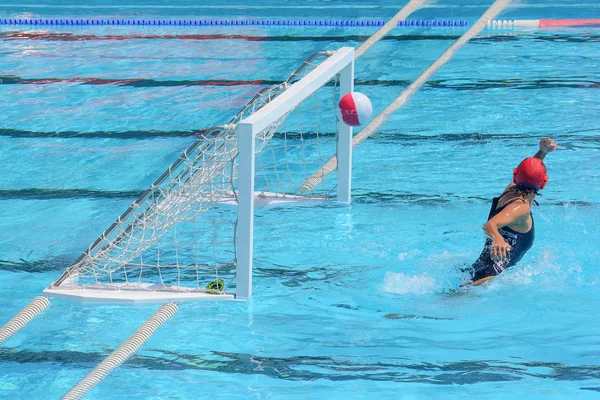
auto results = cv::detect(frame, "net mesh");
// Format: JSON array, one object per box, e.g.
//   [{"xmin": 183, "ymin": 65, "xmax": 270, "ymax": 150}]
[
  {"xmin": 51, "ymin": 51, "xmax": 341, "ymax": 296},
  {"xmin": 255, "ymin": 78, "xmax": 339, "ymax": 200}
]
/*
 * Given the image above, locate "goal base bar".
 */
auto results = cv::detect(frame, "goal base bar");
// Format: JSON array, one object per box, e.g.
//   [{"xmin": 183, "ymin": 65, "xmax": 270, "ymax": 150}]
[
  {"xmin": 218, "ymin": 191, "xmax": 330, "ymax": 206},
  {"xmin": 43, "ymin": 283, "xmax": 237, "ymax": 303}
]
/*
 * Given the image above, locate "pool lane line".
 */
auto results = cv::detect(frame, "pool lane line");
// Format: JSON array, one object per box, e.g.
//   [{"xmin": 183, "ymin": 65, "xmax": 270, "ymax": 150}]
[
  {"xmin": 0, "ymin": 75, "xmax": 275, "ymax": 86},
  {"xmin": 0, "ymin": 188, "xmax": 144, "ymax": 200},
  {"xmin": 4, "ymin": 32, "xmax": 599, "ymax": 43},
  {"xmin": 2, "ymin": 128, "xmax": 598, "ymax": 142},
  {"xmin": 384, "ymin": 313, "xmax": 454, "ymax": 320},
  {"xmin": 0, "ymin": 258, "xmax": 75, "ymax": 274},
  {"xmin": 0, "ymin": 18, "xmax": 467, "ymax": 27},
  {"xmin": 0, "ymin": 128, "xmax": 201, "ymax": 139},
  {"xmin": 0, "ymin": 32, "xmax": 465, "ymax": 41},
  {"xmin": 3, "ymin": 76, "xmax": 597, "ymax": 89},
  {"xmin": 0, "ymin": 129, "xmax": 337, "ymax": 140}
]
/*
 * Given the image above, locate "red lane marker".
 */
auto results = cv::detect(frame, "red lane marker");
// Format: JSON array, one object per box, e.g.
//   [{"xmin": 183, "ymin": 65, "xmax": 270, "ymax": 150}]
[
  {"xmin": 82, "ymin": 78, "xmax": 144, "ymax": 85},
  {"xmin": 3, "ymin": 76, "xmax": 269, "ymax": 86},
  {"xmin": 187, "ymin": 79, "xmax": 266, "ymax": 86},
  {"xmin": 21, "ymin": 78, "xmax": 62, "ymax": 84},
  {"xmin": 539, "ymin": 19, "xmax": 600, "ymax": 28},
  {"xmin": 1, "ymin": 32, "xmax": 268, "ymax": 41}
]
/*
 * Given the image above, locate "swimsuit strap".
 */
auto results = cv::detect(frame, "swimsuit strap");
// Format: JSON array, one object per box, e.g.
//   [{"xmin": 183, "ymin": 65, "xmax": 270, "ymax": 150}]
[
  {"xmin": 498, "ymin": 197, "xmax": 527, "ymax": 210},
  {"xmin": 496, "ymin": 187, "xmax": 528, "ymax": 211},
  {"xmin": 504, "ymin": 186, "xmax": 539, "ymax": 207},
  {"xmin": 499, "ymin": 186, "xmax": 521, "ymax": 198}
]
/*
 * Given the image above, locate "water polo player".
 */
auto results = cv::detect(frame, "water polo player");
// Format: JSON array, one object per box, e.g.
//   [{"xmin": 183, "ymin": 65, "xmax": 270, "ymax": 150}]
[{"xmin": 467, "ymin": 137, "xmax": 558, "ymax": 285}]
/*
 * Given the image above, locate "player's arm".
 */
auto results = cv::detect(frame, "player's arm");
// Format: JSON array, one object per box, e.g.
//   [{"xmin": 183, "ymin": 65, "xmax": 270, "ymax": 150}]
[
  {"xmin": 534, "ymin": 137, "xmax": 558, "ymax": 160},
  {"xmin": 482, "ymin": 202, "xmax": 530, "ymax": 261}
]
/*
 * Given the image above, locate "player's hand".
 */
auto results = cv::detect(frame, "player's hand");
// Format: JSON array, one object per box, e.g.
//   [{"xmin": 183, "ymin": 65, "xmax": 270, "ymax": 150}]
[
  {"xmin": 490, "ymin": 238, "xmax": 511, "ymax": 262},
  {"xmin": 540, "ymin": 137, "xmax": 558, "ymax": 153}
]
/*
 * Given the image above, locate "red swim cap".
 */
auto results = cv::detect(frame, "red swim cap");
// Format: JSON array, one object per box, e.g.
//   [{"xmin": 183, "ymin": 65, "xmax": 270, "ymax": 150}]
[{"xmin": 513, "ymin": 157, "xmax": 548, "ymax": 190}]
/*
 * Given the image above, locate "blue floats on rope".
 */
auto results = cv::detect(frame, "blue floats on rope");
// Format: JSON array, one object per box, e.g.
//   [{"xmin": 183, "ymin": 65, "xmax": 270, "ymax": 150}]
[{"xmin": 0, "ymin": 18, "xmax": 469, "ymax": 27}]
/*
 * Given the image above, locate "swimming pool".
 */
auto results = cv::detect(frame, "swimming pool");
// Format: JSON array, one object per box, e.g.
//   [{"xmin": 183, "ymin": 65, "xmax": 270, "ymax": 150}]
[{"xmin": 1, "ymin": 0, "xmax": 600, "ymax": 398}]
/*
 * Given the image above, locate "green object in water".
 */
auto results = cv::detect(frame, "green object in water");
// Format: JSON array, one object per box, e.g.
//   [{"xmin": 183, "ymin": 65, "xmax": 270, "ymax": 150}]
[{"xmin": 205, "ymin": 279, "xmax": 224, "ymax": 293}]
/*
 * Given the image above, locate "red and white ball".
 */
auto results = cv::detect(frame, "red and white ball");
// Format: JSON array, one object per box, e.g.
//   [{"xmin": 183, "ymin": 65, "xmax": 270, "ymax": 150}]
[{"xmin": 338, "ymin": 92, "xmax": 373, "ymax": 127}]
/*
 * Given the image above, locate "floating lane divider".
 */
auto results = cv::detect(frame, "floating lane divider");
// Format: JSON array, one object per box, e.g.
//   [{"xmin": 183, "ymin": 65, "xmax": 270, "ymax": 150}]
[
  {"xmin": 2, "ymin": 18, "xmax": 598, "ymax": 29},
  {"xmin": 488, "ymin": 19, "xmax": 600, "ymax": 29},
  {"xmin": 0, "ymin": 296, "xmax": 50, "ymax": 345},
  {"xmin": 0, "ymin": 18, "xmax": 468, "ymax": 27},
  {"xmin": 62, "ymin": 303, "xmax": 178, "ymax": 400},
  {"xmin": 297, "ymin": 0, "xmax": 513, "ymax": 194}
]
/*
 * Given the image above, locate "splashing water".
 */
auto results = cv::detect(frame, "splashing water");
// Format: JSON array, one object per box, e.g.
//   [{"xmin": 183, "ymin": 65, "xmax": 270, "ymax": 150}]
[{"xmin": 382, "ymin": 272, "xmax": 439, "ymax": 295}]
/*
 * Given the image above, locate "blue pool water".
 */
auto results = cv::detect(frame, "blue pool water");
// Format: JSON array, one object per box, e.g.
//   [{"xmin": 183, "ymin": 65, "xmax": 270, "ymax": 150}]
[{"xmin": 1, "ymin": 0, "xmax": 600, "ymax": 398}]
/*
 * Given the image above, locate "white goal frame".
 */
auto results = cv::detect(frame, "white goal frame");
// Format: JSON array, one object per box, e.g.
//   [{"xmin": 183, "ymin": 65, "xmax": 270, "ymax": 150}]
[{"xmin": 43, "ymin": 47, "xmax": 355, "ymax": 303}]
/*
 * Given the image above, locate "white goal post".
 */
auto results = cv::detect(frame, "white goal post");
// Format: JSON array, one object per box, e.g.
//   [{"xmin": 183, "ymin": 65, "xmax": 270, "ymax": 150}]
[
  {"xmin": 43, "ymin": 47, "xmax": 355, "ymax": 303},
  {"xmin": 236, "ymin": 47, "xmax": 354, "ymax": 299},
  {"xmin": 236, "ymin": 47, "xmax": 355, "ymax": 299}
]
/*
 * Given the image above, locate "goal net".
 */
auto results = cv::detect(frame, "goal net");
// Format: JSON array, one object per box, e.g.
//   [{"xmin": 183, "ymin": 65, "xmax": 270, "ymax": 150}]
[{"xmin": 44, "ymin": 47, "xmax": 355, "ymax": 302}]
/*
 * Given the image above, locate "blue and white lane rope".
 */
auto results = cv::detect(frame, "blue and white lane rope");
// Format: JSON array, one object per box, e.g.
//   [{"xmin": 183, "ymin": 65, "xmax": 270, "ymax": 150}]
[{"xmin": 0, "ymin": 18, "xmax": 468, "ymax": 27}]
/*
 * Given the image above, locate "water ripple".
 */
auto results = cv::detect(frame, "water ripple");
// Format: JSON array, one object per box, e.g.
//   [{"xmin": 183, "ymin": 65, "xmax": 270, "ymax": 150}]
[
  {"xmin": 352, "ymin": 190, "xmax": 598, "ymax": 207},
  {"xmin": 2, "ymin": 75, "xmax": 598, "ymax": 90},
  {"xmin": 0, "ymin": 258, "xmax": 69, "ymax": 273},
  {"xmin": 1, "ymin": 347, "xmax": 599, "ymax": 386},
  {"xmin": 0, "ymin": 188, "xmax": 142, "ymax": 200}
]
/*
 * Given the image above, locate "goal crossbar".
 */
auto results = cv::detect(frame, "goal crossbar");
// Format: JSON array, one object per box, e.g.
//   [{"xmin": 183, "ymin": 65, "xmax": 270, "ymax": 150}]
[{"xmin": 241, "ymin": 48, "xmax": 355, "ymax": 134}]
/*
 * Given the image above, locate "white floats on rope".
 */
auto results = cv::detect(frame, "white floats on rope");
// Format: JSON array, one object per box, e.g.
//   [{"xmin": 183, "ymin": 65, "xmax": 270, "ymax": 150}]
[
  {"xmin": 487, "ymin": 19, "xmax": 600, "ymax": 29},
  {"xmin": 355, "ymin": 0, "xmax": 428, "ymax": 59},
  {"xmin": 62, "ymin": 302, "xmax": 178, "ymax": 400},
  {"xmin": 0, "ymin": 296, "xmax": 50, "ymax": 345},
  {"xmin": 296, "ymin": 0, "xmax": 513, "ymax": 195}
]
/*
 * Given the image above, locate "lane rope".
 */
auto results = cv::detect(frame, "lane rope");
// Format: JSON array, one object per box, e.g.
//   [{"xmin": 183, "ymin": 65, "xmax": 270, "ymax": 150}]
[
  {"xmin": 62, "ymin": 303, "xmax": 179, "ymax": 400},
  {"xmin": 297, "ymin": 0, "xmax": 514, "ymax": 194},
  {"xmin": 0, "ymin": 296, "xmax": 50, "ymax": 346},
  {"xmin": 0, "ymin": 18, "xmax": 468, "ymax": 27}
]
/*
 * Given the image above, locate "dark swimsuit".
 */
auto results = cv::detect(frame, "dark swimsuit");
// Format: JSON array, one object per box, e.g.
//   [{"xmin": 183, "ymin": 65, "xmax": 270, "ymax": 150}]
[{"xmin": 469, "ymin": 190, "xmax": 535, "ymax": 282}]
